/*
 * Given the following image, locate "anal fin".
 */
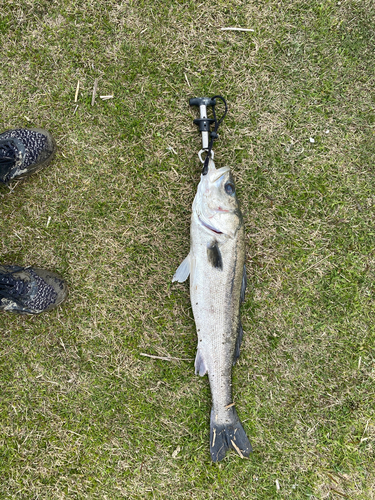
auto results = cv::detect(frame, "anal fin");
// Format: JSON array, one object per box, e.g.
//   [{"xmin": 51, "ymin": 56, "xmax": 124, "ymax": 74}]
[{"xmin": 194, "ymin": 349, "xmax": 208, "ymax": 376}]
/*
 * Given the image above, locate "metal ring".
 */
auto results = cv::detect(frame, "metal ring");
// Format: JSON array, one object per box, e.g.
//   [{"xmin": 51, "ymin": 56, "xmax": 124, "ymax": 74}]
[{"xmin": 198, "ymin": 149, "xmax": 214, "ymax": 164}]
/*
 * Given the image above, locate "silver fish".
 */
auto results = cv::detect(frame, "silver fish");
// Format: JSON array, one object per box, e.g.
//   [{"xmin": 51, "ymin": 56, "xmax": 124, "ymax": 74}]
[{"xmin": 173, "ymin": 158, "xmax": 252, "ymax": 462}]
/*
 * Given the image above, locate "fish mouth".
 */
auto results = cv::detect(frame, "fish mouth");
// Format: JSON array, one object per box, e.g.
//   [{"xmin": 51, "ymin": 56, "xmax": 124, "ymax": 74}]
[
  {"xmin": 199, "ymin": 217, "xmax": 223, "ymax": 234},
  {"xmin": 210, "ymin": 166, "xmax": 231, "ymax": 182}
]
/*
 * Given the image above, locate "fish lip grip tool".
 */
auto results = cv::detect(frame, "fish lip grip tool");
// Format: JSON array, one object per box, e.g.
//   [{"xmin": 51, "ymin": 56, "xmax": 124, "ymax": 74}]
[
  {"xmin": 189, "ymin": 97, "xmax": 217, "ymax": 150},
  {"xmin": 189, "ymin": 96, "xmax": 228, "ymax": 174}
]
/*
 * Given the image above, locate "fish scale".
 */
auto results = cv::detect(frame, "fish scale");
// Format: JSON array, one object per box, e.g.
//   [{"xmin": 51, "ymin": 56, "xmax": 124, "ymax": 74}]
[{"xmin": 173, "ymin": 158, "xmax": 252, "ymax": 461}]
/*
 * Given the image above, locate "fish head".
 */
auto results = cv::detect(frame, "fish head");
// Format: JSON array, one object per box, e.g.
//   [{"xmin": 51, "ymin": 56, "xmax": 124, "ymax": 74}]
[{"xmin": 193, "ymin": 158, "xmax": 242, "ymax": 238}]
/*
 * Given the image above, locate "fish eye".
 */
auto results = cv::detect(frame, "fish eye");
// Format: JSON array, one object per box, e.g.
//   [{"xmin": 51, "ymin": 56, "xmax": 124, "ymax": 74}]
[{"xmin": 224, "ymin": 182, "xmax": 235, "ymax": 195}]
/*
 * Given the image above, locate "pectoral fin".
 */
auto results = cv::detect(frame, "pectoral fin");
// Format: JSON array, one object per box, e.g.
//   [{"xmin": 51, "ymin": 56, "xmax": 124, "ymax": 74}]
[{"xmin": 172, "ymin": 254, "xmax": 190, "ymax": 283}]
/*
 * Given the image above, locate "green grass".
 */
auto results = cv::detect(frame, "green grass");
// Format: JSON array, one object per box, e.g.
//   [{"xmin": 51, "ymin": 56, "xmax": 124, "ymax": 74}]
[{"xmin": 1, "ymin": 0, "xmax": 374, "ymax": 498}]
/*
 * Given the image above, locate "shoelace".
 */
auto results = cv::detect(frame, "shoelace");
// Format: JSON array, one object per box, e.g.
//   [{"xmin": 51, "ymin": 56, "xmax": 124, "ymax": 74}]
[
  {"xmin": 0, "ymin": 273, "xmax": 26, "ymax": 304},
  {"xmin": 0, "ymin": 141, "xmax": 17, "ymax": 168},
  {"xmin": 0, "ymin": 141, "xmax": 17, "ymax": 182}
]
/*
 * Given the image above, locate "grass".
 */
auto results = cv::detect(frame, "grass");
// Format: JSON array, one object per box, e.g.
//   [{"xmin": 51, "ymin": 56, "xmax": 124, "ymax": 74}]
[{"xmin": 0, "ymin": 0, "xmax": 374, "ymax": 498}]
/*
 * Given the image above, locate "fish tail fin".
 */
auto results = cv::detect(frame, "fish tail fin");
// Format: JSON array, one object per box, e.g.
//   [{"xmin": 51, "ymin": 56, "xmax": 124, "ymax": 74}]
[{"xmin": 210, "ymin": 407, "xmax": 252, "ymax": 462}]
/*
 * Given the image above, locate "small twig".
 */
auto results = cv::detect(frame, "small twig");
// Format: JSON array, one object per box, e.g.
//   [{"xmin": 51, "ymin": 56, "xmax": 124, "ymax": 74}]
[
  {"xmin": 73, "ymin": 104, "xmax": 79, "ymax": 115},
  {"xmin": 67, "ymin": 430, "xmax": 83, "ymax": 437},
  {"xmin": 7, "ymin": 181, "xmax": 19, "ymax": 194},
  {"xmin": 39, "ymin": 378, "xmax": 59, "ymax": 385},
  {"xmin": 212, "ymin": 428, "xmax": 216, "ymax": 447},
  {"xmin": 100, "ymin": 95, "xmax": 114, "ymax": 100},
  {"xmin": 91, "ymin": 78, "xmax": 98, "ymax": 106},
  {"xmin": 184, "ymin": 73, "xmax": 191, "ymax": 87},
  {"xmin": 220, "ymin": 27, "xmax": 254, "ymax": 32},
  {"xmin": 301, "ymin": 253, "xmax": 333, "ymax": 274},
  {"xmin": 140, "ymin": 353, "xmax": 192, "ymax": 362},
  {"xmin": 225, "ymin": 402, "xmax": 235, "ymax": 409},
  {"xmin": 231, "ymin": 440, "xmax": 246, "ymax": 459},
  {"xmin": 74, "ymin": 80, "xmax": 80, "ymax": 102}
]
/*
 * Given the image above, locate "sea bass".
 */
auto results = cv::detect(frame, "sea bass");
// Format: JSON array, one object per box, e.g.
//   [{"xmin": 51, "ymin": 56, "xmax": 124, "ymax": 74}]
[{"xmin": 173, "ymin": 158, "xmax": 252, "ymax": 462}]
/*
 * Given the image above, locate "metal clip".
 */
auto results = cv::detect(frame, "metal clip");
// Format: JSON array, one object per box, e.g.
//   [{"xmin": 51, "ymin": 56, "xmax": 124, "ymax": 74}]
[{"xmin": 198, "ymin": 149, "xmax": 214, "ymax": 164}]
